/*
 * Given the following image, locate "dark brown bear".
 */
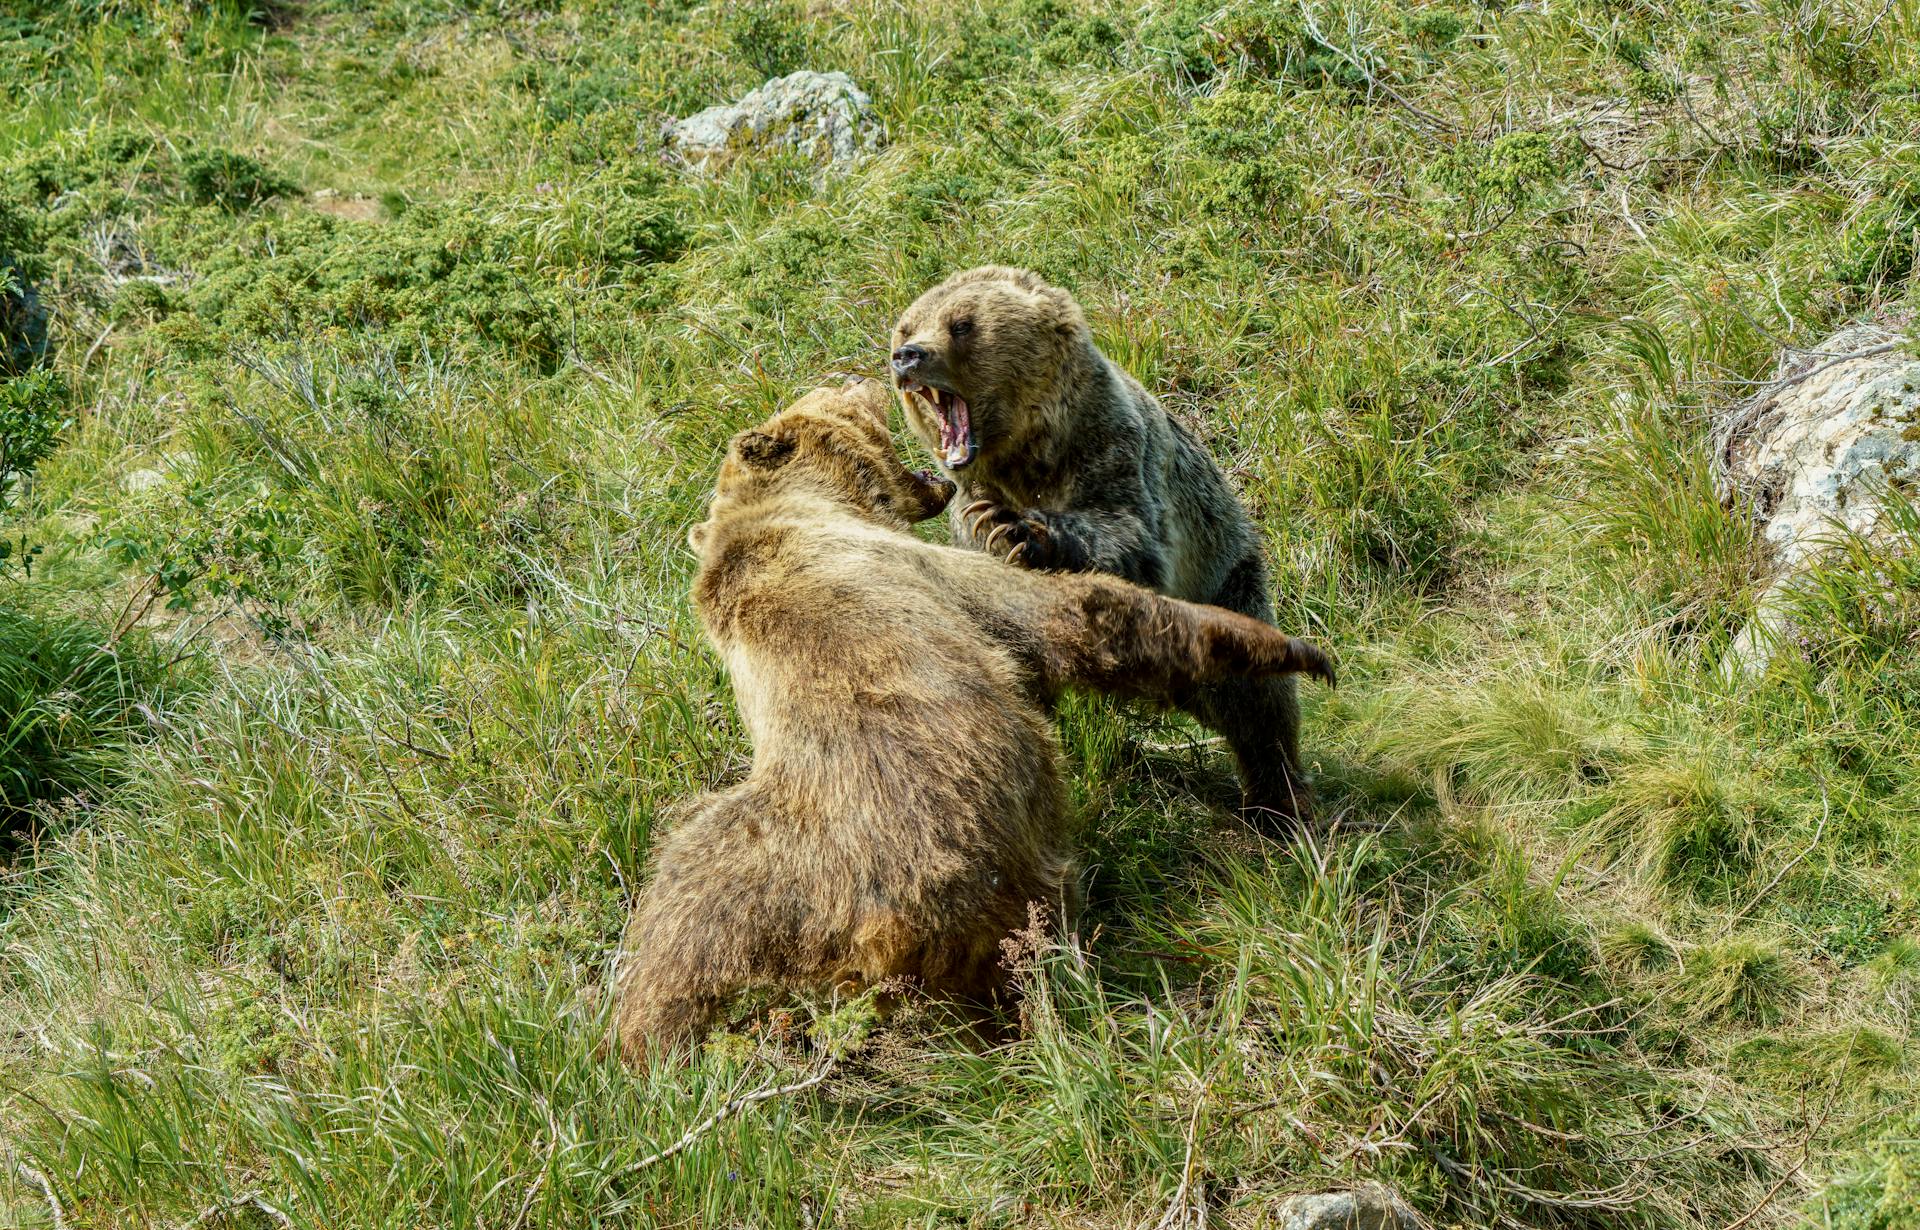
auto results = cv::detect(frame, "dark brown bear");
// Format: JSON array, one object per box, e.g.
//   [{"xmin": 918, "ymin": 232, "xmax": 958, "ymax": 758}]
[
  {"xmin": 613, "ymin": 379, "xmax": 1333, "ymax": 1061},
  {"xmin": 891, "ymin": 266, "xmax": 1317, "ymax": 830}
]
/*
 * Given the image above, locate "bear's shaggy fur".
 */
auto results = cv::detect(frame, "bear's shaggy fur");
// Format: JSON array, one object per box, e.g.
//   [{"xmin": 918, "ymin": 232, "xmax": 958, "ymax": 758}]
[
  {"xmin": 613, "ymin": 379, "xmax": 1333, "ymax": 1061},
  {"xmin": 891, "ymin": 266, "xmax": 1317, "ymax": 829}
]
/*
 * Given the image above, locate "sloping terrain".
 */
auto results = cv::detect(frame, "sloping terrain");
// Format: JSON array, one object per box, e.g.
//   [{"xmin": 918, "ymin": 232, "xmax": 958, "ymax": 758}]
[{"xmin": 1, "ymin": 2, "xmax": 1917, "ymax": 1226}]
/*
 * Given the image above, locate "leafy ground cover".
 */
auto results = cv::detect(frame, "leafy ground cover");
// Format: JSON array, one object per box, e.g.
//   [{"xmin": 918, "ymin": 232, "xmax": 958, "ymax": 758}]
[{"xmin": 2, "ymin": 1, "xmax": 1917, "ymax": 1226}]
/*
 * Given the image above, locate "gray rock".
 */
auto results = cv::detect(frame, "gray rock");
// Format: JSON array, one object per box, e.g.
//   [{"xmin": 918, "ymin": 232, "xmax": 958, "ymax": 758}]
[
  {"xmin": 662, "ymin": 70, "xmax": 881, "ymax": 174},
  {"xmin": 1715, "ymin": 320, "xmax": 1920, "ymax": 669},
  {"xmin": 1268, "ymin": 1186, "xmax": 1420, "ymax": 1230}
]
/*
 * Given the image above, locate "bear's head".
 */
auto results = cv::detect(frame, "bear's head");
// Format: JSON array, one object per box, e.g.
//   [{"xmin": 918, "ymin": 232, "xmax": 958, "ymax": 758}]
[
  {"xmin": 889, "ymin": 266, "xmax": 1089, "ymax": 472},
  {"xmin": 691, "ymin": 378, "xmax": 957, "ymax": 551}
]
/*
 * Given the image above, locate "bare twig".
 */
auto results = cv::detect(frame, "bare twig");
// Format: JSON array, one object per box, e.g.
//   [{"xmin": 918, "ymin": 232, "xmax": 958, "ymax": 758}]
[
  {"xmin": 1760, "ymin": 341, "xmax": 1904, "ymax": 398},
  {"xmin": 1154, "ymin": 1096, "xmax": 1208, "ymax": 1230},
  {"xmin": 1575, "ymin": 130, "xmax": 1642, "ymax": 172},
  {"xmin": 378, "ymin": 721, "xmax": 454, "ymax": 762},
  {"xmin": 1677, "ymin": 84, "xmax": 1735, "ymax": 150},
  {"xmin": 108, "ymin": 573, "xmax": 163, "ymax": 645},
  {"xmin": 1465, "ymin": 287, "xmax": 1567, "ymax": 368},
  {"xmin": 1433, "ymin": 1147, "xmax": 1648, "ymax": 1212},
  {"xmin": 1849, "ymin": 0, "xmax": 1898, "ymax": 47},
  {"xmin": 1719, "ymin": 1094, "xmax": 1831, "ymax": 1230},
  {"xmin": 81, "ymin": 322, "xmax": 115, "ymax": 371},
  {"xmin": 1723, "ymin": 782, "xmax": 1829, "ymax": 930},
  {"xmin": 13, "ymin": 1161, "xmax": 68, "ymax": 1230},
  {"xmin": 1722, "ymin": 1166, "xmax": 1804, "ymax": 1230},
  {"xmin": 623, "ymin": 1056, "xmax": 838, "ymax": 1174},
  {"xmin": 1339, "ymin": 1083, "xmax": 1453, "ymax": 1162},
  {"xmin": 508, "ymin": 1156, "xmax": 550, "ymax": 1230},
  {"xmin": 1297, "ymin": 5, "xmax": 1453, "ymax": 135},
  {"xmin": 1443, "ymin": 203, "xmax": 1519, "ymax": 245}
]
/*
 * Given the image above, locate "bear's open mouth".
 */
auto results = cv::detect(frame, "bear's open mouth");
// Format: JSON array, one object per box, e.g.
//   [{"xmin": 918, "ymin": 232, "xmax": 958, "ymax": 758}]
[{"xmin": 897, "ymin": 378, "xmax": 977, "ymax": 470}]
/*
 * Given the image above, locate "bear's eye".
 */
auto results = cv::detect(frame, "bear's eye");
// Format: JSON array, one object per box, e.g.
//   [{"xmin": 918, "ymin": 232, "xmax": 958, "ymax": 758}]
[{"xmin": 948, "ymin": 317, "xmax": 974, "ymax": 339}]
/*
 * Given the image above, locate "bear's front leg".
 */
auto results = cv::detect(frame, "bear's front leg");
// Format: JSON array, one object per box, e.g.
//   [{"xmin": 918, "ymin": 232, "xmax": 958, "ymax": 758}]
[{"xmin": 959, "ymin": 501, "xmax": 1092, "ymax": 572}]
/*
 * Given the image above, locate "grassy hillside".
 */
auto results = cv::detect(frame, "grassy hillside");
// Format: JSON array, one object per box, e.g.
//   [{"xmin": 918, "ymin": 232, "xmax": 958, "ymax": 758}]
[{"xmin": 2, "ymin": 0, "xmax": 1918, "ymax": 1226}]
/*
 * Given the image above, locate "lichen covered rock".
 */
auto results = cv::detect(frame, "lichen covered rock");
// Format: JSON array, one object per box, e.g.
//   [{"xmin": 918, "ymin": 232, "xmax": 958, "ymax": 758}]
[
  {"xmin": 1268, "ymin": 1186, "xmax": 1421, "ymax": 1230},
  {"xmin": 1715, "ymin": 319, "xmax": 1919, "ymax": 668},
  {"xmin": 662, "ymin": 70, "xmax": 881, "ymax": 174},
  {"xmin": 1719, "ymin": 322, "xmax": 1920, "ymax": 571}
]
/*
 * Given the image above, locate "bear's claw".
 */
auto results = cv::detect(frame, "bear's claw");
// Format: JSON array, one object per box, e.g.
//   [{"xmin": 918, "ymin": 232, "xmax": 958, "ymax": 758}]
[
  {"xmin": 1290, "ymin": 640, "xmax": 1336, "ymax": 688},
  {"xmin": 959, "ymin": 500, "xmax": 1071, "ymax": 569},
  {"xmin": 961, "ymin": 500, "xmax": 1002, "ymax": 540}
]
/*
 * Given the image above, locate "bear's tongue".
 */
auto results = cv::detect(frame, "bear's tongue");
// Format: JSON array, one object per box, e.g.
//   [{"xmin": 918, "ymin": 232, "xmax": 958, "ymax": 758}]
[{"xmin": 930, "ymin": 388, "xmax": 975, "ymax": 470}]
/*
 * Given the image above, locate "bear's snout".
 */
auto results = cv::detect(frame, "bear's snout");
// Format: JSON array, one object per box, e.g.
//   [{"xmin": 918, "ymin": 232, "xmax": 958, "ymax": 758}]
[{"xmin": 891, "ymin": 343, "xmax": 928, "ymax": 375}]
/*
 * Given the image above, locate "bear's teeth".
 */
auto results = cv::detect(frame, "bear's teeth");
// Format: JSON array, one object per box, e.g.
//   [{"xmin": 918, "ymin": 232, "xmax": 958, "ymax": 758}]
[{"xmin": 943, "ymin": 393, "xmax": 973, "ymax": 469}]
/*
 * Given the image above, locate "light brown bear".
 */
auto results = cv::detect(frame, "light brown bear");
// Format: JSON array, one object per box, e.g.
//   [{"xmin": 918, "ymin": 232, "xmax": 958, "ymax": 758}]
[
  {"xmin": 613, "ymin": 379, "xmax": 1333, "ymax": 1061},
  {"xmin": 890, "ymin": 266, "xmax": 1317, "ymax": 831}
]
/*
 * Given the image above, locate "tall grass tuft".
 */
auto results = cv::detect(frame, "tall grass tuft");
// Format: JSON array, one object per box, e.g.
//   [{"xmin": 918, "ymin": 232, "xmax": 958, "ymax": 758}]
[{"xmin": 0, "ymin": 605, "xmax": 174, "ymax": 834}]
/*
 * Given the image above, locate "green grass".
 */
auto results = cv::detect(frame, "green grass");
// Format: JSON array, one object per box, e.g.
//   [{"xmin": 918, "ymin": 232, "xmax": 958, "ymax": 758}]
[
  {"xmin": 2, "ymin": 0, "xmax": 1919, "ymax": 1226},
  {"xmin": 0, "ymin": 602, "xmax": 176, "ymax": 842}
]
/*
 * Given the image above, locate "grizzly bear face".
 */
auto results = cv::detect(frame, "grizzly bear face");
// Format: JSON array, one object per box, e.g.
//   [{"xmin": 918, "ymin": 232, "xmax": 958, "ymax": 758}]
[
  {"xmin": 890, "ymin": 266, "xmax": 1088, "ymax": 471},
  {"xmin": 691, "ymin": 378, "xmax": 957, "ymax": 550}
]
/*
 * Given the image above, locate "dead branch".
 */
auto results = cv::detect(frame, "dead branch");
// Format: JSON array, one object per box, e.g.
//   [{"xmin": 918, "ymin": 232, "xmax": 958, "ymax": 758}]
[
  {"xmin": 623, "ymin": 1056, "xmax": 838, "ymax": 1174},
  {"xmin": 1723, "ymin": 782, "xmax": 1829, "ymax": 931},
  {"xmin": 1760, "ymin": 341, "xmax": 1904, "ymax": 398},
  {"xmin": 13, "ymin": 1161, "xmax": 69, "ymax": 1230},
  {"xmin": 1154, "ymin": 1096, "xmax": 1208, "ymax": 1230},
  {"xmin": 1298, "ymin": 5, "xmax": 1454, "ymax": 135}
]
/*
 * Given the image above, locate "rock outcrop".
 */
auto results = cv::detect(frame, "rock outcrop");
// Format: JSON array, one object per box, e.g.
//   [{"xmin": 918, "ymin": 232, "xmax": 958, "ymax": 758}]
[
  {"xmin": 1715, "ymin": 319, "xmax": 1919, "ymax": 668},
  {"xmin": 661, "ymin": 70, "xmax": 880, "ymax": 175}
]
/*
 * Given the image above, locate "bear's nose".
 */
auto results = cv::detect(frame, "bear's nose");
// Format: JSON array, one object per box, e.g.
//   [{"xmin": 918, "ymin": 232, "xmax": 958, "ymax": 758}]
[{"xmin": 890, "ymin": 343, "xmax": 927, "ymax": 374}]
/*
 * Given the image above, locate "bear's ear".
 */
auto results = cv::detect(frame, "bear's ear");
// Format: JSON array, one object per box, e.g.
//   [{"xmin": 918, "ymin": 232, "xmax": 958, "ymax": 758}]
[
  {"xmin": 840, "ymin": 375, "xmax": 893, "ymax": 426},
  {"xmin": 734, "ymin": 429, "xmax": 795, "ymax": 469},
  {"xmin": 1042, "ymin": 286, "xmax": 1085, "ymax": 336},
  {"xmin": 688, "ymin": 520, "xmax": 711, "ymax": 552}
]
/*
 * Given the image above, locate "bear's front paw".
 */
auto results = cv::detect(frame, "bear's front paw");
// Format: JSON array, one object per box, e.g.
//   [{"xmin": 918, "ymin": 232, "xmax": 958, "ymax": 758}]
[
  {"xmin": 1286, "ymin": 638, "xmax": 1337, "ymax": 688},
  {"xmin": 961, "ymin": 501, "xmax": 1064, "ymax": 569}
]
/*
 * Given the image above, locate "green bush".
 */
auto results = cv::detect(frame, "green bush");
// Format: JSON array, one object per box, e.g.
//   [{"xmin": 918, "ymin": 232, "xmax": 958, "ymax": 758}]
[
  {"xmin": 1185, "ymin": 89, "xmax": 1302, "ymax": 220},
  {"xmin": 1036, "ymin": 12, "xmax": 1124, "ymax": 67},
  {"xmin": 0, "ymin": 368, "xmax": 67, "ymax": 567},
  {"xmin": 1820, "ymin": 1118, "xmax": 1920, "ymax": 1229},
  {"xmin": 1835, "ymin": 194, "xmax": 1920, "ymax": 292},
  {"xmin": 154, "ymin": 175, "xmax": 686, "ymax": 366},
  {"xmin": 1406, "ymin": 9, "xmax": 1467, "ymax": 52},
  {"xmin": 723, "ymin": 2, "xmax": 812, "ymax": 80},
  {"xmin": 180, "ymin": 148, "xmax": 297, "ymax": 211},
  {"xmin": 1782, "ymin": 483, "xmax": 1920, "ymax": 709},
  {"xmin": 1139, "ymin": 0, "xmax": 1308, "ymax": 82},
  {"xmin": 1, "ymin": 219, "xmax": 50, "ymax": 375}
]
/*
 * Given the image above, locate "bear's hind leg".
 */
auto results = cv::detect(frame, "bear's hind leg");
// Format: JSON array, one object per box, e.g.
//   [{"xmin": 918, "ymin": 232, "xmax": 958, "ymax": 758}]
[
  {"xmin": 1192, "ymin": 672, "xmax": 1312, "ymax": 835},
  {"xmin": 615, "ymin": 975, "xmax": 727, "ymax": 1066},
  {"xmin": 612, "ymin": 798, "xmax": 799, "ymax": 1065},
  {"xmin": 612, "ymin": 902, "xmax": 741, "ymax": 1065},
  {"xmin": 1189, "ymin": 554, "xmax": 1314, "ymax": 835}
]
